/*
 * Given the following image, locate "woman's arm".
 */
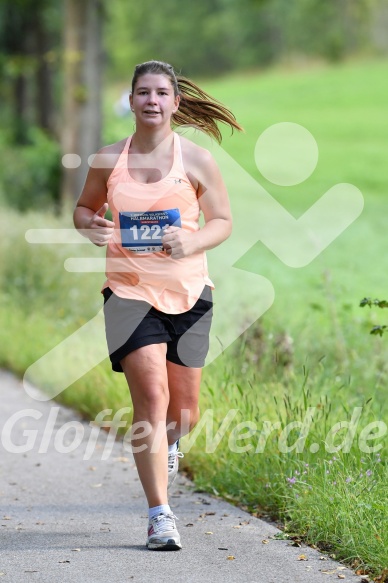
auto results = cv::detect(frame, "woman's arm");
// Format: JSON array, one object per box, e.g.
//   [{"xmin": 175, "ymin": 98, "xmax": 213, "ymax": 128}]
[
  {"xmin": 162, "ymin": 147, "xmax": 232, "ymax": 258},
  {"xmin": 194, "ymin": 148, "xmax": 232, "ymax": 250},
  {"xmin": 73, "ymin": 152, "xmax": 116, "ymax": 247}
]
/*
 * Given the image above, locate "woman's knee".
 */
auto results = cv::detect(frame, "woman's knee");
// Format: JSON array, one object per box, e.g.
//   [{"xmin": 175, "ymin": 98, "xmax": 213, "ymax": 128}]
[
  {"xmin": 188, "ymin": 405, "xmax": 200, "ymax": 431},
  {"xmin": 132, "ymin": 384, "xmax": 169, "ymax": 419},
  {"xmin": 120, "ymin": 345, "xmax": 170, "ymax": 418},
  {"xmin": 168, "ymin": 404, "xmax": 200, "ymax": 435}
]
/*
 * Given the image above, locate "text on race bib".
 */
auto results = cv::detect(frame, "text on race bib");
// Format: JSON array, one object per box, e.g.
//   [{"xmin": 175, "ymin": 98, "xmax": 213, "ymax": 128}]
[{"xmin": 119, "ymin": 209, "xmax": 181, "ymax": 253}]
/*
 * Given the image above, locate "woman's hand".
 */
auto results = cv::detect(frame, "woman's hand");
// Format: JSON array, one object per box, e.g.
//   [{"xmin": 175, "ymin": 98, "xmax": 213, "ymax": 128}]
[
  {"xmin": 86, "ymin": 203, "xmax": 115, "ymax": 247},
  {"xmin": 162, "ymin": 226, "xmax": 199, "ymax": 259}
]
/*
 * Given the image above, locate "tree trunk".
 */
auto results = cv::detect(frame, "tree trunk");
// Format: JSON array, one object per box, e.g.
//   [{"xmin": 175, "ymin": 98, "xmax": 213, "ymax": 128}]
[
  {"xmin": 13, "ymin": 73, "xmax": 30, "ymax": 144},
  {"xmin": 35, "ymin": 11, "xmax": 54, "ymax": 135},
  {"xmin": 79, "ymin": 0, "xmax": 103, "ymax": 198},
  {"xmin": 11, "ymin": 11, "xmax": 33, "ymax": 144},
  {"xmin": 61, "ymin": 0, "xmax": 103, "ymax": 208}
]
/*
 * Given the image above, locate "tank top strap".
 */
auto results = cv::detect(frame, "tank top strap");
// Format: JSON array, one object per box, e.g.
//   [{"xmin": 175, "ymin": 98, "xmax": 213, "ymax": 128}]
[
  {"xmin": 124, "ymin": 134, "xmax": 132, "ymax": 152},
  {"xmin": 113, "ymin": 135, "xmax": 132, "ymax": 171},
  {"xmin": 172, "ymin": 132, "xmax": 186, "ymax": 175},
  {"xmin": 111, "ymin": 132, "xmax": 184, "ymax": 180}
]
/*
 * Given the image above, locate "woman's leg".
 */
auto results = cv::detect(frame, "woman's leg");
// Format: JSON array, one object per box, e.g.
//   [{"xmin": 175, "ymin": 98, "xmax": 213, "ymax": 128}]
[
  {"xmin": 120, "ymin": 343, "xmax": 170, "ymax": 508},
  {"xmin": 166, "ymin": 361, "xmax": 202, "ymax": 445}
]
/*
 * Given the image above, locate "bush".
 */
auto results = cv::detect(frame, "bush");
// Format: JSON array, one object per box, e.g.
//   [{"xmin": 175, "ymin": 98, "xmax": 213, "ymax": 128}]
[{"xmin": 0, "ymin": 126, "xmax": 61, "ymax": 212}]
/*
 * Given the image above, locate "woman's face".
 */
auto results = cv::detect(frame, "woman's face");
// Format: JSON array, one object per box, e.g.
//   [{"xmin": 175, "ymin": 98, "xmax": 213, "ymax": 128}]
[{"xmin": 130, "ymin": 73, "xmax": 180, "ymax": 128}]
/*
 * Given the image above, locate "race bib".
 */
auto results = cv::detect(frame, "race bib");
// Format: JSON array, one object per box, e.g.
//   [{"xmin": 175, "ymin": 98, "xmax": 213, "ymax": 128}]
[{"xmin": 119, "ymin": 208, "xmax": 181, "ymax": 253}]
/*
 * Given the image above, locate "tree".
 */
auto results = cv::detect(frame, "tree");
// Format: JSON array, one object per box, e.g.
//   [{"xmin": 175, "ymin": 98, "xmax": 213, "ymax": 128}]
[
  {"xmin": 60, "ymin": 0, "xmax": 103, "ymax": 207},
  {"xmin": 0, "ymin": 0, "xmax": 59, "ymax": 142}
]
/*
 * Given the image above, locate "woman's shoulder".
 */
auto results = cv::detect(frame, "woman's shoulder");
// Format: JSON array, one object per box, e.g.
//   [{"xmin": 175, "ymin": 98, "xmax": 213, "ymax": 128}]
[
  {"xmin": 99, "ymin": 137, "xmax": 129, "ymax": 155},
  {"xmin": 178, "ymin": 133, "xmax": 214, "ymax": 168},
  {"xmin": 91, "ymin": 137, "xmax": 129, "ymax": 178},
  {"xmin": 97, "ymin": 137, "xmax": 128, "ymax": 161}
]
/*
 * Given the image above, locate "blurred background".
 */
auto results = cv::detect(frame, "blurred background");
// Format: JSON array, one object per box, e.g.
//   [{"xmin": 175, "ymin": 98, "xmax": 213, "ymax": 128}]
[
  {"xmin": 0, "ymin": 0, "xmax": 387, "ymax": 210},
  {"xmin": 1, "ymin": 2, "xmax": 388, "ymax": 574}
]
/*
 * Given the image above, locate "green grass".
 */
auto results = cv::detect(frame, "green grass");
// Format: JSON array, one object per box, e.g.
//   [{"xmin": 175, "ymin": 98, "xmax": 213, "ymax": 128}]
[{"xmin": 1, "ymin": 57, "xmax": 388, "ymax": 578}]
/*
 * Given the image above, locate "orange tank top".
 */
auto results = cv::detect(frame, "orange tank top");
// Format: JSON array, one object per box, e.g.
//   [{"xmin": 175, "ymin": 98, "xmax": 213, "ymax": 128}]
[{"xmin": 102, "ymin": 132, "xmax": 214, "ymax": 313}]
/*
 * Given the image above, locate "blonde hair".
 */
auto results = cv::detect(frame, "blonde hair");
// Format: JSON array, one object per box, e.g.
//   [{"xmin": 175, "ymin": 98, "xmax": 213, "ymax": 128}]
[{"xmin": 131, "ymin": 60, "xmax": 244, "ymax": 143}]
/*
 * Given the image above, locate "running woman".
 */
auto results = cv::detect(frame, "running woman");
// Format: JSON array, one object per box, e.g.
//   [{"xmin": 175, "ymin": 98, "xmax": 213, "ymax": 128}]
[{"xmin": 73, "ymin": 60, "xmax": 243, "ymax": 550}]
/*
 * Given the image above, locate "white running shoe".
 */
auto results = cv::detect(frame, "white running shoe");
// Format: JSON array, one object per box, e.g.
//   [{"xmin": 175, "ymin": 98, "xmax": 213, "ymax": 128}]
[
  {"xmin": 168, "ymin": 442, "xmax": 184, "ymax": 489},
  {"xmin": 147, "ymin": 513, "xmax": 182, "ymax": 550}
]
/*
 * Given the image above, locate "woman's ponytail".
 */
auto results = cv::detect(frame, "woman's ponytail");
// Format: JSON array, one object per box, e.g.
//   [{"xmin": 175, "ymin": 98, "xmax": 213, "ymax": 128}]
[{"xmin": 131, "ymin": 61, "xmax": 244, "ymax": 143}]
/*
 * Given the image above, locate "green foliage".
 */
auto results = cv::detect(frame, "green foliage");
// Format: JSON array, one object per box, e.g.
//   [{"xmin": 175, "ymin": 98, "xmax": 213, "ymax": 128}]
[
  {"xmin": 105, "ymin": 0, "xmax": 379, "ymax": 79},
  {"xmin": 2, "ymin": 59, "xmax": 388, "ymax": 578},
  {"xmin": 0, "ymin": 0, "xmax": 62, "ymax": 137},
  {"xmin": 370, "ymin": 326, "xmax": 387, "ymax": 337},
  {"xmin": 283, "ymin": 452, "xmax": 387, "ymax": 574},
  {"xmin": 360, "ymin": 297, "xmax": 388, "ymax": 309},
  {"xmin": 360, "ymin": 297, "xmax": 388, "ymax": 336},
  {"xmin": 186, "ymin": 349, "xmax": 387, "ymax": 578},
  {"xmin": 0, "ymin": 126, "xmax": 61, "ymax": 211},
  {"xmin": 281, "ymin": 0, "xmax": 371, "ymax": 61},
  {"xmin": 0, "ymin": 207, "xmax": 129, "ymax": 413}
]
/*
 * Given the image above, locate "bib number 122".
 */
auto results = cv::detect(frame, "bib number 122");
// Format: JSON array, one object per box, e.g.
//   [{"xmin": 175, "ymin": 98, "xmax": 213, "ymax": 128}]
[
  {"xmin": 129, "ymin": 224, "xmax": 162, "ymax": 240},
  {"xmin": 119, "ymin": 208, "xmax": 181, "ymax": 252}
]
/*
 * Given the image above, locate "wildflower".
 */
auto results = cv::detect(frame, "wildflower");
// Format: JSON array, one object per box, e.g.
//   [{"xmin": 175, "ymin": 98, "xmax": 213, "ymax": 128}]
[
  {"xmin": 366, "ymin": 469, "xmax": 372, "ymax": 477},
  {"xmin": 287, "ymin": 477, "xmax": 297, "ymax": 484},
  {"xmin": 345, "ymin": 477, "xmax": 352, "ymax": 483}
]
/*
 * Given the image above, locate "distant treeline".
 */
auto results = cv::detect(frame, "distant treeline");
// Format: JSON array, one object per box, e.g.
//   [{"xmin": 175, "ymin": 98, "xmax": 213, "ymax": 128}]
[
  {"xmin": 106, "ymin": 0, "xmax": 388, "ymax": 77},
  {"xmin": 0, "ymin": 0, "xmax": 387, "ymax": 209},
  {"xmin": 1, "ymin": 0, "xmax": 387, "ymax": 138}
]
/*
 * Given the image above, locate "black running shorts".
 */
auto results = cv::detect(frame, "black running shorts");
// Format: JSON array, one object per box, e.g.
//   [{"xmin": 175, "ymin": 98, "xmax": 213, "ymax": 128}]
[{"xmin": 103, "ymin": 286, "xmax": 213, "ymax": 372}]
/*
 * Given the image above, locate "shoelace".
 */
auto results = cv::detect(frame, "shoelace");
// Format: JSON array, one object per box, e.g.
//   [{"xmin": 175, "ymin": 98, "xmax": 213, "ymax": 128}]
[
  {"xmin": 167, "ymin": 451, "xmax": 184, "ymax": 471},
  {"xmin": 151, "ymin": 513, "xmax": 179, "ymax": 533}
]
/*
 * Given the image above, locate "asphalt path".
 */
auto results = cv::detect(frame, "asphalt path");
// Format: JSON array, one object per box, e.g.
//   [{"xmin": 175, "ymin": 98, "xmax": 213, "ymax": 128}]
[{"xmin": 0, "ymin": 370, "xmax": 366, "ymax": 583}]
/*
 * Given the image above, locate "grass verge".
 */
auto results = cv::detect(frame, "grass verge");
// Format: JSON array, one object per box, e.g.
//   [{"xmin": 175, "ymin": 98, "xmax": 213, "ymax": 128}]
[{"xmin": 1, "ymin": 57, "xmax": 388, "ymax": 579}]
